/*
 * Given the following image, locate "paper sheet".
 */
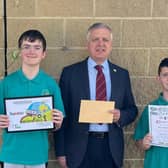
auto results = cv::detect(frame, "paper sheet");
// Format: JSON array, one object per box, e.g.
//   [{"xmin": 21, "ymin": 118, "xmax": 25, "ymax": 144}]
[{"xmin": 79, "ymin": 100, "xmax": 115, "ymax": 123}]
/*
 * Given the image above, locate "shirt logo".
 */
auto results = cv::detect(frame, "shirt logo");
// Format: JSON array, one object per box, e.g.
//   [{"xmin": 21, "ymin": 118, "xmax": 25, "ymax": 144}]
[{"xmin": 41, "ymin": 89, "xmax": 50, "ymax": 95}]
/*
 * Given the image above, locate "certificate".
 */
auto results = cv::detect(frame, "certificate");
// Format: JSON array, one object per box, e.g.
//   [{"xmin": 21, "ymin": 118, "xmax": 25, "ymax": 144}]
[
  {"xmin": 4, "ymin": 95, "xmax": 54, "ymax": 132},
  {"xmin": 149, "ymin": 105, "xmax": 168, "ymax": 147}
]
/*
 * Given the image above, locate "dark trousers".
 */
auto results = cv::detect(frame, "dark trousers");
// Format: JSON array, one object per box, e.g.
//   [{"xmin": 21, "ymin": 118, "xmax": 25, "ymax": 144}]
[{"xmin": 78, "ymin": 133, "xmax": 118, "ymax": 168}]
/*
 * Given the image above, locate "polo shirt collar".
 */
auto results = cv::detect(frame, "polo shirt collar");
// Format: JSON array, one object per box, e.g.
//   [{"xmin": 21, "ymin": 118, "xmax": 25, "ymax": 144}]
[{"xmin": 18, "ymin": 68, "xmax": 43, "ymax": 84}]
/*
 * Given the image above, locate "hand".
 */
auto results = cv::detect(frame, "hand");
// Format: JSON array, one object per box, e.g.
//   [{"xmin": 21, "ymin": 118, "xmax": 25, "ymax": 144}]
[
  {"xmin": 57, "ymin": 156, "xmax": 68, "ymax": 168},
  {"xmin": 52, "ymin": 109, "xmax": 63, "ymax": 130},
  {"xmin": 142, "ymin": 133, "xmax": 152, "ymax": 150},
  {"xmin": 109, "ymin": 109, "xmax": 120, "ymax": 123},
  {"xmin": 0, "ymin": 115, "xmax": 9, "ymax": 128}
]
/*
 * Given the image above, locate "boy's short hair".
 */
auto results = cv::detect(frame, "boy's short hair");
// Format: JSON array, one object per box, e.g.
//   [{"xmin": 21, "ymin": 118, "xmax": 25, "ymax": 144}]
[
  {"xmin": 18, "ymin": 29, "xmax": 46, "ymax": 51},
  {"xmin": 158, "ymin": 58, "xmax": 168, "ymax": 75}
]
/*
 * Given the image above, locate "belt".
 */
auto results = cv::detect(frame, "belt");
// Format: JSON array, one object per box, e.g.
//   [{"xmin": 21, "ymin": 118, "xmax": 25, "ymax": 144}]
[{"xmin": 89, "ymin": 132, "xmax": 108, "ymax": 139}]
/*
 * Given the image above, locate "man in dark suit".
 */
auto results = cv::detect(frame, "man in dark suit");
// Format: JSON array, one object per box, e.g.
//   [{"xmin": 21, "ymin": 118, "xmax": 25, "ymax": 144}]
[{"xmin": 54, "ymin": 22, "xmax": 138, "ymax": 168}]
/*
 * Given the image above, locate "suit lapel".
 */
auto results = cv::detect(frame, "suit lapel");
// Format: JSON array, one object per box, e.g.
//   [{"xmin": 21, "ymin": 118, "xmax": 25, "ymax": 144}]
[
  {"xmin": 79, "ymin": 59, "xmax": 90, "ymax": 100},
  {"xmin": 77, "ymin": 59, "xmax": 90, "ymax": 129},
  {"xmin": 108, "ymin": 62, "xmax": 118, "ymax": 101}
]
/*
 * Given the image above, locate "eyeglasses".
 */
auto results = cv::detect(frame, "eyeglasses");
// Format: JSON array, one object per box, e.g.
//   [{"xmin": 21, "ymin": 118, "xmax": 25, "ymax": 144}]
[{"xmin": 21, "ymin": 44, "xmax": 43, "ymax": 51}]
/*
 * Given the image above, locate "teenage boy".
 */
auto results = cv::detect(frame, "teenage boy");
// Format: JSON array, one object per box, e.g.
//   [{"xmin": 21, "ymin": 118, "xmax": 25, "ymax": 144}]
[
  {"xmin": 0, "ymin": 29, "xmax": 65, "ymax": 168},
  {"xmin": 134, "ymin": 58, "xmax": 168, "ymax": 168}
]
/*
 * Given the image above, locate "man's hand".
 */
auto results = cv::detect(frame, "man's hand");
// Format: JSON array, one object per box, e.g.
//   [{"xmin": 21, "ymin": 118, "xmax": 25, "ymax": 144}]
[
  {"xmin": 109, "ymin": 109, "xmax": 120, "ymax": 123},
  {"xmin": 57, "ymin": 156, "xmax": 68, "ymax": 168},
  {"xmin": 52, "ymin": 109, "xmax": 63, "ymax": 130}
]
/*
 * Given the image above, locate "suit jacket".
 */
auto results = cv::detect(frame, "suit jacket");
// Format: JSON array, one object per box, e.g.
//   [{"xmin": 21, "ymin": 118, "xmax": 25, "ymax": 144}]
[{"xmin": 54, "ymin": 58, "xmax": 138, "ymax": 168}]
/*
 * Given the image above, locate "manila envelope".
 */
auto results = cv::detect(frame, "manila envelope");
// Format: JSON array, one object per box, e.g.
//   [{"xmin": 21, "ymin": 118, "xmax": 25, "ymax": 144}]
[{"xmin": 79, "ymin": 100, "xmax": 115, "ymax": 123}]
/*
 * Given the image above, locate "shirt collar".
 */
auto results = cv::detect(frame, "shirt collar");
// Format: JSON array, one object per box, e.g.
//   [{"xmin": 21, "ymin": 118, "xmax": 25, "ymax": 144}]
[
  {"xmin": 18, "ymin": 68, "xmax": 42, "ymax": 84},
  {"xmin": 87, "ymin": 57, "xmax": 108, "ymax": 70}
]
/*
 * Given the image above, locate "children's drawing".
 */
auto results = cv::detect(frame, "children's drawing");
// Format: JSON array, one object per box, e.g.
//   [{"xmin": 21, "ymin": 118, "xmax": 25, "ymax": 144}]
[{"xmin": 20, "ymin": 102, "xmax": 52, "ymax": 123}]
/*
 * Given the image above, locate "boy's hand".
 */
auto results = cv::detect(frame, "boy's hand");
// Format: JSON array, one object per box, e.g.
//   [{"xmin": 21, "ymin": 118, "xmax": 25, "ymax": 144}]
[
  {"xmin": 52, "ymin": 109, "xmax": 63, "ymax": 130},
  {"xmin": 142, "ymin": 133, "xmax": 152, "ymax": 150},
  {"xmin": 0, "ymin": 115, "xmax": 9, "ymax": 128}
]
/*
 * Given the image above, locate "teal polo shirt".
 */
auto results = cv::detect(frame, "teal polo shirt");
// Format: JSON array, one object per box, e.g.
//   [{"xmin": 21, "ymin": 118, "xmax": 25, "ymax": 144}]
[
  {"xmin": 134, "ymin": 94, "xmax": 168, "ymax": 168},
  {"xmin": 0, "ymin": 69, "xmax": 65, "ymax": 165}
]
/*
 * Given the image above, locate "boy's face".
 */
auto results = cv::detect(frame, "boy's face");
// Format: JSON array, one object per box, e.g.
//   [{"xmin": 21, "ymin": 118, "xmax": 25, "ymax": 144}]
[
  {"xmin": 20, "ymin": 40, "xmax": 46, "ymax": 67},
  {"xmin": 158, "ymin": 67, "xmax": 168, "ymax": 92}
]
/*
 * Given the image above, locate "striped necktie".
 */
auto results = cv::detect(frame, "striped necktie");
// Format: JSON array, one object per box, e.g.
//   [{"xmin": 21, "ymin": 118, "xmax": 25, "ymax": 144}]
[{"xmin": 95, "ymin": 65, "xmax": 107, "ymax": 101}]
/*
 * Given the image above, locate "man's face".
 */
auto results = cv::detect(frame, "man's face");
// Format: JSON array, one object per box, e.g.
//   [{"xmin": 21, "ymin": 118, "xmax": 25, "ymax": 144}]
[
  {"xmin": 20, "ymin": 40, "xmax": 46, "ymax": 67},
  {"xmin": 158, "ymin": 67, "xmax": 168, "ymax": 92},
  {"xmin": 87, "ymin": 28, "xmax": 112, "ymax": 64}
]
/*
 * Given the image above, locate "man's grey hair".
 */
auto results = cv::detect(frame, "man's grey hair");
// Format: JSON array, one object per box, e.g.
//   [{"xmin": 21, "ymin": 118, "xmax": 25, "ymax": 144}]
[{"xmin": 86, "ymin": 22, "xmax": 113, "ymax": 41}]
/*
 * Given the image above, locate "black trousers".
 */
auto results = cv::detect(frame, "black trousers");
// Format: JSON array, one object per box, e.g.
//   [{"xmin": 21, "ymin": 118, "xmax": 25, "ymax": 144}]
[{"xmin": 78, "ymin": 133, "xmax": 118, "ymax": 168}]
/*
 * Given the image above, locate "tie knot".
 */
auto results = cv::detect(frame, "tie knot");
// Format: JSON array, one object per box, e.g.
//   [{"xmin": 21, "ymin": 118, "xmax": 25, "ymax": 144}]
[{"xmin": 95, "ymin": 65, "xmax": 103, "ymax": 72}]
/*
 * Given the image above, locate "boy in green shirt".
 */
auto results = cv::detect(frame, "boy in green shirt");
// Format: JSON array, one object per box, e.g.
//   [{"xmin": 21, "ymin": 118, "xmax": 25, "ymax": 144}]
[
  {"xmin": 0, "ymin": 30, "xmax": 65, "ymax": 168},
  {"xmin": 134, "ymin": 58, "xmax": 168, "ymax": 168}
]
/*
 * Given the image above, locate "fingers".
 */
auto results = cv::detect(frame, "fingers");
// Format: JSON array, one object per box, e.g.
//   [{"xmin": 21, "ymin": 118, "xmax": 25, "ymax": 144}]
[
  {"xmin": 142, "ymin": 133, "xmax": 152, "ymax": 150},
  {"xmin": 52, "ymin": 109, "xmax": 63, "ymax": 130},
  {"xmin": 0, "ymin": 115, "xmax": 9, "ymax": 128},
  {"xmin": 110, "ymin": 109, "xmax": 120, "ymax": 123},
  {"xmin": 57, "ymin": 156, "xmax": 68, "ymax": 168}
]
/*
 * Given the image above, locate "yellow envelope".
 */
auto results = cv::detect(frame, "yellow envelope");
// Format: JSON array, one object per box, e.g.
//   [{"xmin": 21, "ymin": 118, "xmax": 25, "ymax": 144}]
[{"xmin": 79, "ymin": 100, "xmax": 115, "ymax": 123}]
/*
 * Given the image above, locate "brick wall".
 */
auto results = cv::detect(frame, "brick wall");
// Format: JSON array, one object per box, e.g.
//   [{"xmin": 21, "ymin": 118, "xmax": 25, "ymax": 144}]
[{"xmin": 1, "ymin": 0, "xmax": 168, "ymax": 167}]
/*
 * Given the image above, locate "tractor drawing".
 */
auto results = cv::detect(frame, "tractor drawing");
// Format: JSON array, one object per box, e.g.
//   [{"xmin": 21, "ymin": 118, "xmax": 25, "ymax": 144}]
[{"xmin": 21, "ymin": 102, "xmax": 52, "ymax": 123}]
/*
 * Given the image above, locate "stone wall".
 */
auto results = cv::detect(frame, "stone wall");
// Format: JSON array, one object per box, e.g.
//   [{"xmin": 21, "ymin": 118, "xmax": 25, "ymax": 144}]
[{"xmin": 1, "ymin": 0, "xmax": 168, "ymax": 167}]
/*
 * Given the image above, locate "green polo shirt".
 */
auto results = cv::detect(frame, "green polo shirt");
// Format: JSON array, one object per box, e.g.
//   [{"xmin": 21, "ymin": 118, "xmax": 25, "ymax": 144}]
[
  {"xmin": 0, "ymin": 69, "xmax": 65, "ymax": 165},
  {"xmin": 134, "ymin": 93, "xmax": 168, "ymax": 168}
]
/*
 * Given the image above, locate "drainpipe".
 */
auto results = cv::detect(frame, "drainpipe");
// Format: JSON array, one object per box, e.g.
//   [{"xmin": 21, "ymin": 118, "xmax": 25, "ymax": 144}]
[{"xmin": 3, "ymin": 0, "xmax": 7, "ymax": 76}]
